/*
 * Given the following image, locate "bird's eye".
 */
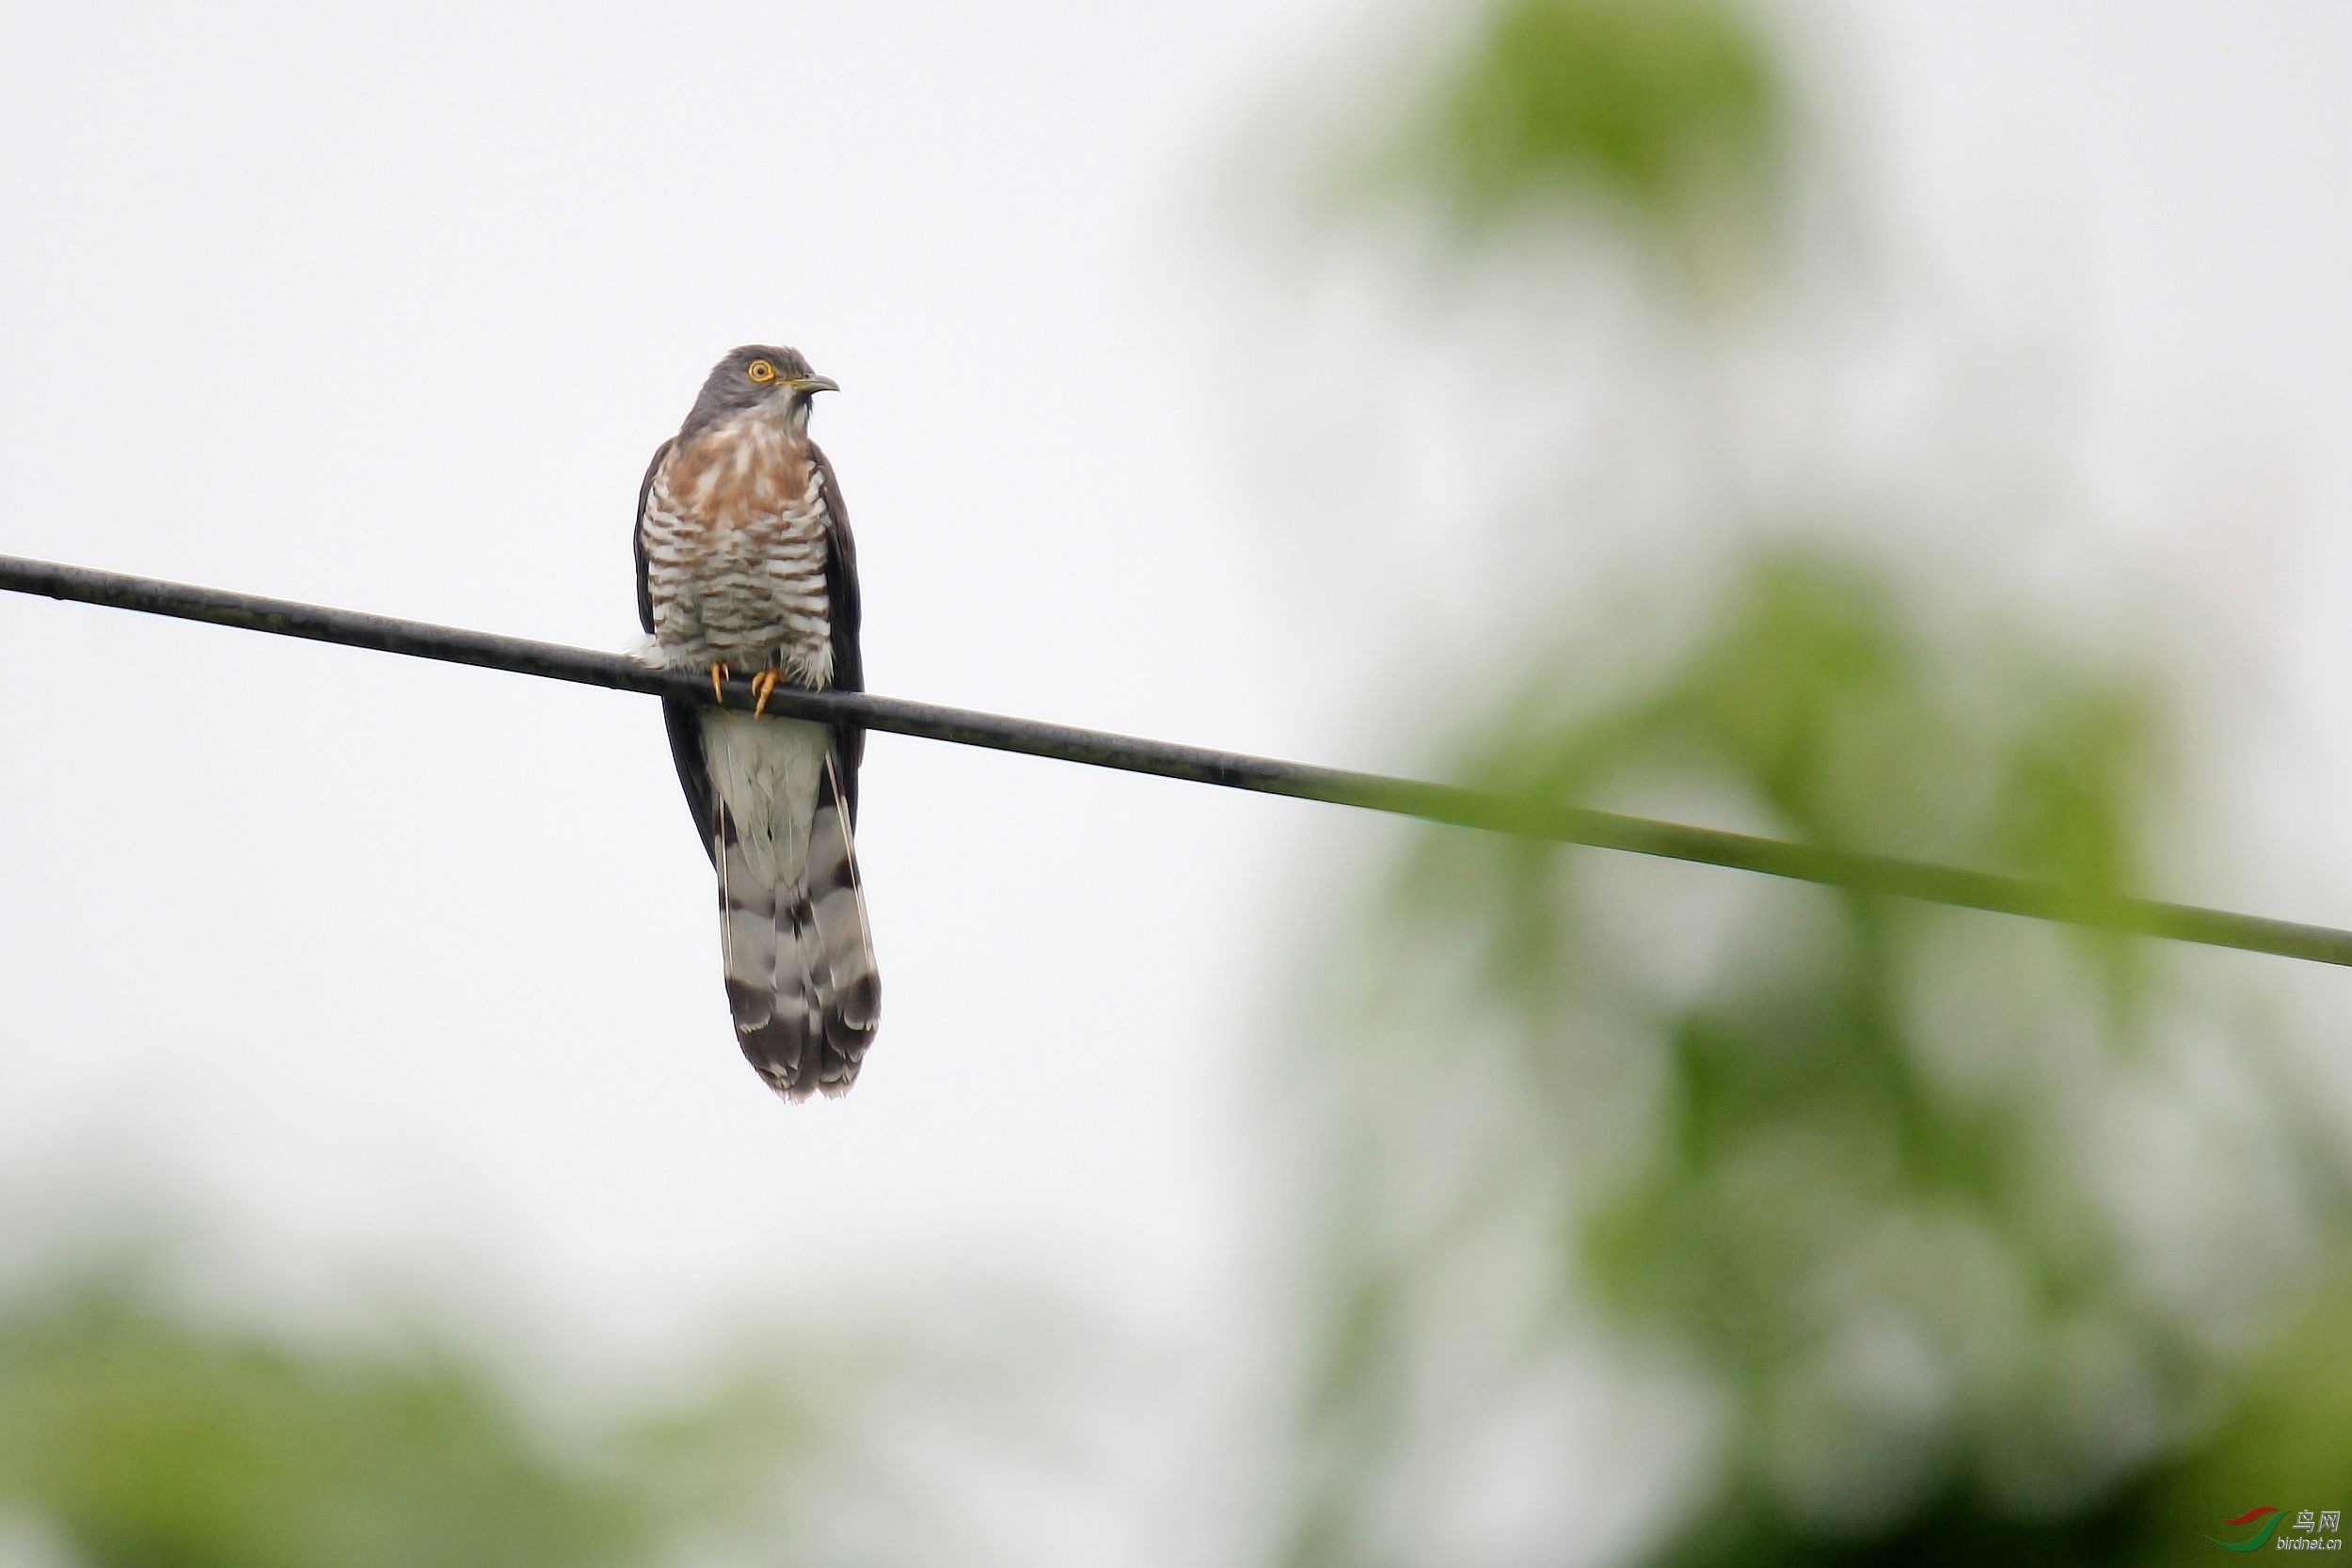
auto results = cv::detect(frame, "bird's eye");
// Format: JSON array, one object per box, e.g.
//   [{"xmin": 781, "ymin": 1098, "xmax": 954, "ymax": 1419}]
[{"xmin": 746, "ymin": 359, "xmax": 779, "ymax": 384}]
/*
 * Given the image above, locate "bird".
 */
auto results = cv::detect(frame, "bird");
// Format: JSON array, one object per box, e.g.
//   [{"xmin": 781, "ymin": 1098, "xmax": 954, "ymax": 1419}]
[{"xmin": 634, "ymin": 344, "xmax": 880, "ymax": 1098}]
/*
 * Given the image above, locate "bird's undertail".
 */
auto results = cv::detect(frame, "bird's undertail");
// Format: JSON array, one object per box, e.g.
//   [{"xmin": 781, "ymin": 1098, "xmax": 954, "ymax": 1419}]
[{"xmin": 715, "ymin": 759, "xmax": 880, "ymax": 1100}]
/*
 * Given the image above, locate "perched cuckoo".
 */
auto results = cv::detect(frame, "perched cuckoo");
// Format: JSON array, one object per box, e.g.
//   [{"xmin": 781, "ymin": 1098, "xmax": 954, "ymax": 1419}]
[{"xmin": 634, "ymin": 345, "xmax": 879, "ymax": 1098}]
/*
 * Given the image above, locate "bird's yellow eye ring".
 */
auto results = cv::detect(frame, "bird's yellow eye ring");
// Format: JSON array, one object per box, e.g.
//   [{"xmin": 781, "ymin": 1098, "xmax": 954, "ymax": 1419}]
[{"xmin": 746, "ymin": 359, "xmax": 779, "ymax": 384}]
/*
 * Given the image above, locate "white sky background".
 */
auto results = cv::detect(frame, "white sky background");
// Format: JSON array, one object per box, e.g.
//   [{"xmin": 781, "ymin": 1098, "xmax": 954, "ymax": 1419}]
[
  {"xmin": 0, "ymin": 0, "xmax": 1359, "ymax": 1350},
  {"xmin": 0, "ymin": 0, "xmax": 2349, "ymax": 1560}
]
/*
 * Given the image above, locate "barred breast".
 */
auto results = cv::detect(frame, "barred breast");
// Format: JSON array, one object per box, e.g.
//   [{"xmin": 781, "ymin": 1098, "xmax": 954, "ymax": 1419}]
[{"xmin": 640, "ymin": 411, "xmax": 834, "ymax": 687}]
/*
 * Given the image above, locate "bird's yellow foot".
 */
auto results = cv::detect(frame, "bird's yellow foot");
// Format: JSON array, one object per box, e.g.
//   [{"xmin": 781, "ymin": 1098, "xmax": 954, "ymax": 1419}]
[
  {"xmin": 708, "ymin": 662, "xmax": 731, "ymax": 705},
  {"xmin": 750, "ymin": 669, "xmax": 785, "ymax": 719}
]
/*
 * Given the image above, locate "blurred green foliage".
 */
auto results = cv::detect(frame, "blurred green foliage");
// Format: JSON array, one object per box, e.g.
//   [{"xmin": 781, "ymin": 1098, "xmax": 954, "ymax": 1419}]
[
  {"xmin": 1270, "ymin": 1, "xmax": 2352, "ymax": 1562},
  {"xmin": 1359, "ymin": 0, "xmax": 1785, "ymax": 274},
  {"xmin": 0, "ymin": 1265, "xmax": 1110, "ymax": 1567},
  {"xmin": 0, "ymin": 1274, "xmax": 869, "ymax": 1568},
  {"xmin": 1273, "ymin": 551, "xmax": 2300, "ymax": 1567},
  {"xmin": 1430, "ymin": 552, "xmax": 2167, "ymax": 1370},
  {"xmin": 0, "ymin": 1280, "xmax": 653, "ymax": 1566}
]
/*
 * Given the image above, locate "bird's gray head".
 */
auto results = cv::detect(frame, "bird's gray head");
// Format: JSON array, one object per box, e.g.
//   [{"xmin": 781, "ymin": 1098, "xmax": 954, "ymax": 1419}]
[{"xmin": 679, "ymin": 344, "xmax": 838, "ymax": 441}]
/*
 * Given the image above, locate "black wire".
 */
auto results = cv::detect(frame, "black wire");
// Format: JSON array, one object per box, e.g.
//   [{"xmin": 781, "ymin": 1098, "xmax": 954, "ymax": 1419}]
[{"xmin": 4, "ymin": 550, "xmax": 2347, "ymax": 967}]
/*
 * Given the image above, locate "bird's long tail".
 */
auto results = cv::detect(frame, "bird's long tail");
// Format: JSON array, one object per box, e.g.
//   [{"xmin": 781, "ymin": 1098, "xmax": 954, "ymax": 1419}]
[{"xmin": 716, "ymin": 757, "xmax": 880, "ymax": 1099}]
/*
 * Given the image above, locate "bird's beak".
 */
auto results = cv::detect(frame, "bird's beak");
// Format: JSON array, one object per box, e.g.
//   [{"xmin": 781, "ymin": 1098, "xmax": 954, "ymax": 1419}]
[{"xmin": 787, "ymin": 375, "xmax": 839, "ymax": 395}]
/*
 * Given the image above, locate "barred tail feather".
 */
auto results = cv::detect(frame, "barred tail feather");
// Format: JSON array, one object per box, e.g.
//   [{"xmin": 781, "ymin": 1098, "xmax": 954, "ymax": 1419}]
[
  {"xmin": 715, "ymin": 763, "xmax": 879, "ymax": 1100},
  {"xmin": 808, "ymin": 760, "xmax": 881, "ymax": 1060}
]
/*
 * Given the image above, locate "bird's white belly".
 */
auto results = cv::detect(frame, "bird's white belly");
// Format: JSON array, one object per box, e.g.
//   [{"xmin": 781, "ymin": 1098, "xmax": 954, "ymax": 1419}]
[{"xmin": 702, "ymin": 710, "xmax": 831, "ymax": 887}]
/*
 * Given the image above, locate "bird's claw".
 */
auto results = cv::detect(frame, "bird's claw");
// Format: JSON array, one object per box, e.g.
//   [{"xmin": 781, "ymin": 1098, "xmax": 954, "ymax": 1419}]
[
  {"xmin": 709, "ymin": 663, "xmax": 731, "ymax": 705},
  {"xmin": 751, "ymin": 669, "xmax": 784, "ymax": 719}
]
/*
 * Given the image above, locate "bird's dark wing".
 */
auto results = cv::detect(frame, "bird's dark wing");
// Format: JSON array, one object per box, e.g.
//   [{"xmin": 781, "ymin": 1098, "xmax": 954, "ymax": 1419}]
[
  {"xmin": 813, "ymin": 441, "xmax": 866, "ymax": 826},
  {"xmin": 633, "ymin": 438, "xmax": 672, "ymax": 636},
  {"xmin": 635, "ymin": 438, "xmax": 719, "ymax": 861}
]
